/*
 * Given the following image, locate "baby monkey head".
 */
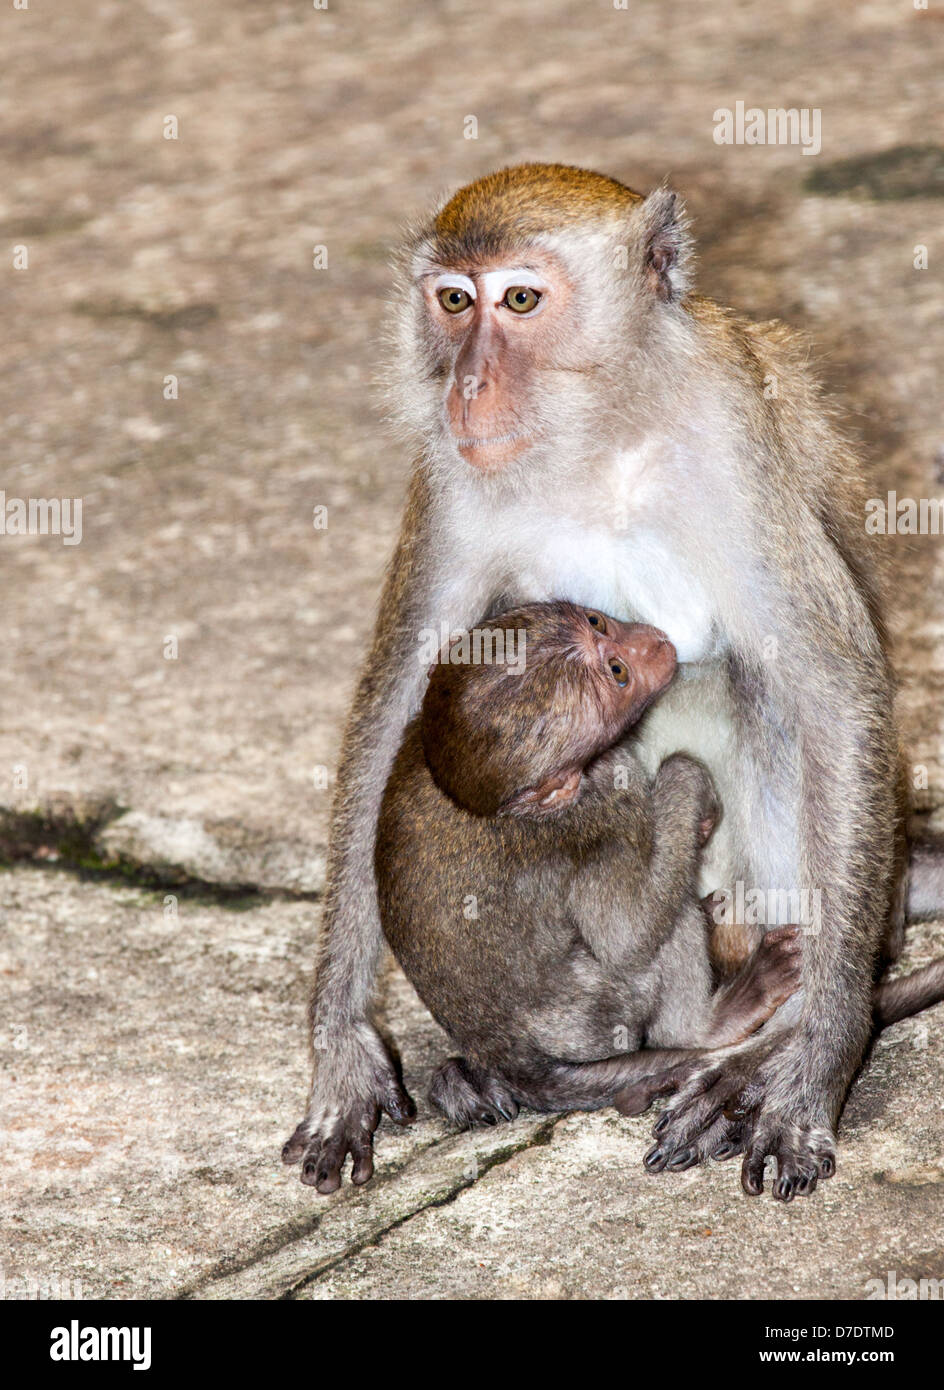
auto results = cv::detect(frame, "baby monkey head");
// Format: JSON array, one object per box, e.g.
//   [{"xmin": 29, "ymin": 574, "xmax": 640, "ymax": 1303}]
[{"xmin": 421, "ymin": 600, "xmax": 676, "ymax": 818}]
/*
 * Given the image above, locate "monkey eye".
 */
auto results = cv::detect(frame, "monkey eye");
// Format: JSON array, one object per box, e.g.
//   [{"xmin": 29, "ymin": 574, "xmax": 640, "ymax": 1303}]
[
  {"xmin": 608, "ymin": 659, "xmax": 629, "ymax": 687},
  {"xmin": 586, "ymin": 611, "xmax": 607, "ymax": 634},
  {"xmin": 439, "ymin": 287, "xmax": 473, "ymax": 314},
  {"xmin": 503, "ymin": 286, "xmax": 541, "ymax": 314}
]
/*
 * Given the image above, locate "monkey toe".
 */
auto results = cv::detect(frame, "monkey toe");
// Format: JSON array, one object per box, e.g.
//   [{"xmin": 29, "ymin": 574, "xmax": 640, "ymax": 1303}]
[
  {"xmin": 739, "ymin": 1114, "xmax": 836, "ymax": 1199},
  {"xmin": 470, "ymin": 1104, "xmax": 501, "ymax": 1126},
  {"xmin": 649, "ymin": 1070, "xmax": 729, "ymax": 1151},
  {"xmin": 645, "ymin": 1049, "xmax": 775, "ymax": 1174},
  {"xmin": 667, "ymin": 1146, "xmax": 699, "ymax": 1172},
  {"xmin": 349, "ymin": 1133, "xmax": 375, "ymax": 1186},
  {"xmin": 704, "ymin": 1113, "xmax": 747, "ymax": 1162},
  {"xmin": 429, "ymin": 1057, "xmax": 518, "ymax": 1130},
  {"xmin": 616, "ymin": 1059, "xmax": 696, "ymax": 1117},
  {"xmin": 647, "ymin": 1105, "xmax": 746, "ymax": 1175},
  {"xmin": 616, "ymin": 1083, "xmax": 657, "ymax": 1117},
  {"xmin": 752, "ymin": 926, "xmax": 803, "ymax": 992},
  {"xmin": 381, "ymin": 1078, "xmax": 417, "ymax": 1127},
  {"xmin": 281, "ymin": 1121, "xmax": 311, "ymax": 1165},
  {"xmin": 299, "ymin": 1131, "xmax": 349, "ymax": 1192},
  {"xmin": 710, "ymin": 929, "xmax": 803, "ymax": 1044},
  {"xmin": 479, "ymin": 1075, "xmax": 519, "ymax": 1122}
]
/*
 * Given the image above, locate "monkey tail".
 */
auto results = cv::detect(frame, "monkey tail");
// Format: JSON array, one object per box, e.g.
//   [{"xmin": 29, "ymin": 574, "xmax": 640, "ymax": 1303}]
[
  {"xmin": 873, "ymin": 958, "xmax": 944, "ymax": 1028},
  {"xmin": 906, "ymin": 839, "xmax": 944, "ymax": 921},
  {"xmin": 515, "ymin": 1047, "xmax": 708, "ymax": 1117}
]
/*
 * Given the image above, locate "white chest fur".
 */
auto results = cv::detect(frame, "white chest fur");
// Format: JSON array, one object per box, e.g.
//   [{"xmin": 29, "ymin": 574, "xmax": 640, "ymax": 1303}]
[
  {"xmin": 460, "ymin": 443, "xmax": 722, "ymax": 664},
  {"xmin": 440, "ymin": 443, "xmax": 798, "ymax": 889}
]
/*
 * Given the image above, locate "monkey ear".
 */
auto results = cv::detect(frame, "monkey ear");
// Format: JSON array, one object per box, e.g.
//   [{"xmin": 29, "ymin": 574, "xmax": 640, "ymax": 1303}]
[
  {"xmin": 637, "ymin": 188, "xmax": 693, "ymax": 303},
  {"xmin": 498, "ymin": 766, "xmax": 583, "ymax": 819}
]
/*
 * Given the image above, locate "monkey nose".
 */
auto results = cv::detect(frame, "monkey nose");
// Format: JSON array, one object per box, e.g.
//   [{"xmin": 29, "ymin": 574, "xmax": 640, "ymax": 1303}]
[{"xmin": 621, "ymin": 627, "xmax": 672, "ymax": 656}]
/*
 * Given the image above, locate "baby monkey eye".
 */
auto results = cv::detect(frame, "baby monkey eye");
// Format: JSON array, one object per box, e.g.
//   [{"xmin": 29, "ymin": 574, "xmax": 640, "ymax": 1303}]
[
  {"xmin": 503, "ymin": 286, "xmax": 541, "ymax": 314},
  {"xmin": 439, "ymin": 287, "xmax": 473, "ymax": 314},
  {"xmin": 586, "ymin": 611, "xmax": 607, "ymax": 633},
  {"xmin": 609, "ymin": 659, "xmax": 629, "ymax": 687}
]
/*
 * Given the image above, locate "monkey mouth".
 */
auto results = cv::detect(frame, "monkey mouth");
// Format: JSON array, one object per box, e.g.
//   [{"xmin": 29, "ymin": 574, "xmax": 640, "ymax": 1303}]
[{"xmin": 456, "ymin": 431, "xmax": 531, "ymax": 449}]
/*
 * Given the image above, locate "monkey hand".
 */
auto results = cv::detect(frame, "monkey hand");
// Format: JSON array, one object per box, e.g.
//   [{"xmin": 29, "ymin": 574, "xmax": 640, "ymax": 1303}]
[
  {"xmin": 642, "ymin": 1034, "xmax": 837, "ymax": 1202},
  {"xmin": 654, "ymin": 753, "xmax": 721, "ymax": 845},
  {"xmin": 282, "ymin": 1022, "xmax": 416, "ymax": 1193}
]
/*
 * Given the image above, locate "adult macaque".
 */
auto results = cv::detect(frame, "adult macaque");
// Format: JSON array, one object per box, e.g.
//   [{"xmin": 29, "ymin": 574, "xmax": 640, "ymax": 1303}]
[
  {"xmin": 284, "ymin": 163, "xmax": 937, "ymax": 1200},
  {"xmin": 375, "ymin": 601, "xmax": 803, "ymax": 1128}
]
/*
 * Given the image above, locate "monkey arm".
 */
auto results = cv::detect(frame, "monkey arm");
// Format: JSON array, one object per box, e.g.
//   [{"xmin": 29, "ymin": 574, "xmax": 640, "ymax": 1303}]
[
  {"xmin": 570, "ymin": 753, "xmax": 717, "ymax": 974},
  {"xmin": 647, "ymin": 524, "xmax": 899, "ymax": 1201},
  {"xmin": 748, "ymin": 644, "xmax": 896, "ymax": 1090},
  {"xmin": 283, "ymin": 471, "xmax": 498, "ymax": 1191}
]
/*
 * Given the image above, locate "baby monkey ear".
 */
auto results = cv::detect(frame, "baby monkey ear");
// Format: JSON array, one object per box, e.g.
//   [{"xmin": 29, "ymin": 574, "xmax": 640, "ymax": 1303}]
[{"xmin": 498, "ymin": 766, "xmax": 583, "ymax": 819}]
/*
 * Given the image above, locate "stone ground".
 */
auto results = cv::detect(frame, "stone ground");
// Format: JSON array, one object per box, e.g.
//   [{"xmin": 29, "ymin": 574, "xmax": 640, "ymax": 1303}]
[{"xmin": 1, "ymin": 0, "xmax": 943, "ymax": 1300}]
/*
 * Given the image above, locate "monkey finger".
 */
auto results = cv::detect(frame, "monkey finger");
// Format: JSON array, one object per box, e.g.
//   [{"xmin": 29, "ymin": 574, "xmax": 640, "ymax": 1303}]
[
  {"xmin": 382, "ymin": 1082, "xmax": 417, "ymax": 1127},
  {"xmin": 349, "ymin": 1132, "xmax": 375, "ymax": 1186},
  {"xmin": 794, "ymin": 1167, "xmax": 819, "ymax": 1197},
  {"xmin": 741, "ymin": 1141, "xmax": 770, "ymax": 1197},
  {"xmin": 281, "ymin": 1121, "xmax": 312, "ymax": 1165},
  {"xmin": 301, "ymin": 1132, "xmax": 349, "ymax": 1193},
  {"xmin": 773, "ymin": 1154, "xmax": 801, "ymax": 1203},
  {"xmin": 773, "ymin": 1127, "xmax": 828, "ymax": 1201},
  {"xmin": 812, "ymin": 1143, "xmax": 836, "ymax": 1179}
]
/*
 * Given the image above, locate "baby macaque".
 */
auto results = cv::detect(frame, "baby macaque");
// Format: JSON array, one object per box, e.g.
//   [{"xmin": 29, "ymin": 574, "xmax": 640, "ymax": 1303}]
[{"xmin": 375, "ymin": 601, "xmax": 801, "ymax": 1128}]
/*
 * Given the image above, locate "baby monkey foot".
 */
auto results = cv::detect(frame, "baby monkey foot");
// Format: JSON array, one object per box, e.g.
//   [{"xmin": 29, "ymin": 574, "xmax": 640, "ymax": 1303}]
[
  {"xmin": 707, "ymin": 924, "xmax": 803, "ymax": 1047},
  {"xmin": 430, "ymin": 1057, "xmax": 520, "ymax": 1128}
]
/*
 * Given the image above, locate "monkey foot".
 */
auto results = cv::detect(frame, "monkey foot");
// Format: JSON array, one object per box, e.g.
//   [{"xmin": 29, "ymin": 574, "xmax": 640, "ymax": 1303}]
[
  {"xmin": 612, "ymin": 1060, "xmax": 700, "ymax": 1117},
  {"xmin": 429, "ymin": 1056, "xmax": 520, "ymax": 1129},
  {"xmin": 708, "ymin": 924, "xmax": 803, "ymax": 1046},
  {"xmin": 643, "ymin": 1049, "xmax": 837, "ymax": 1201},
  {"xmin": 282, "ymin": 1033, "xmax": 416, "ymax": 1193}
]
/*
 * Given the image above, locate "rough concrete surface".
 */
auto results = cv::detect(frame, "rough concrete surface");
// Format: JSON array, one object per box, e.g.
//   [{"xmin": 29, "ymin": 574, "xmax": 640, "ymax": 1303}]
[{"xmin": 1, "ymin": 0, "xmax": 943, "ymax": 1300}]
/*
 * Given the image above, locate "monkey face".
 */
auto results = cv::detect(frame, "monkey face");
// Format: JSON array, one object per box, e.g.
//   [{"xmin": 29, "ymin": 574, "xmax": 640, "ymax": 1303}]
[
  {"xmin": 421, "ymin": 602, "xmax": 677, "ymax": 818},
  {"xmin": 418, "ymin": 255, "xmax": 582, "ymax": 472},
  {"xmin": 578, "ymin": 608, "xmax": 677, "ymax": 734},
  {"xmin": 393, "ymin": 166, "xmax": 695, "ymax": 492}
]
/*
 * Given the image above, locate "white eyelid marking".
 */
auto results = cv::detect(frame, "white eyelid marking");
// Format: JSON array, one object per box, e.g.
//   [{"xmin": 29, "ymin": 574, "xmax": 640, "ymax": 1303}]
[
  {"xmin": 481, "ymin": 268, "xmax": 549, "ymax": 301},
  {"xmin": 432, "ymin": 273, "xmax": 476, "ymax": 299}
]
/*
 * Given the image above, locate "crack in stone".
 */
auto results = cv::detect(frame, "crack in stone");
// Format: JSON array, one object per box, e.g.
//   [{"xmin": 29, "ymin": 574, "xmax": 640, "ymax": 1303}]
[
  {"xmin": 280, "ymin": 1116, "xmax": 562, "ymax": 1300},
  {"xmin": 179, "ymin": 1116, "xmax": 562, "ymax": 1301}
]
